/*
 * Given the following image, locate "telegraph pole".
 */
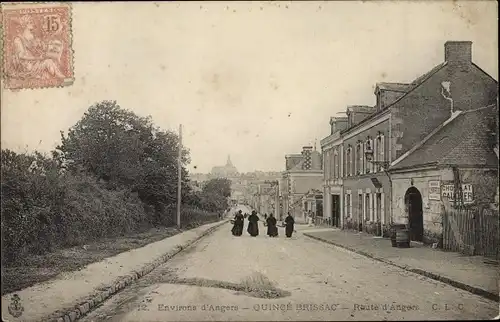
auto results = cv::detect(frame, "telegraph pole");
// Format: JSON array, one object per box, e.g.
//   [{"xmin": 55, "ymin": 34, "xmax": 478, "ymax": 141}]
[{"xmin": 177, "ymin": 124, "xmax": 182, "ymax": 229}]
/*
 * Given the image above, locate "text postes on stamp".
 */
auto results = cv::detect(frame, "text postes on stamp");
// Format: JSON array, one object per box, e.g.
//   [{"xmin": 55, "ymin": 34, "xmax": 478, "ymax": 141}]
[{"xmin": 2, "ymin": 2, "xmax": 74, "ymax": 90}]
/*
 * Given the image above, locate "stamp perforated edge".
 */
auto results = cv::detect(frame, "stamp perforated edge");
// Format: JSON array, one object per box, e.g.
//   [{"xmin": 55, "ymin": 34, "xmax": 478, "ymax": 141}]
[{"xmin": 1, "ymin": 1, "xmax": 75, "ymax": 91}]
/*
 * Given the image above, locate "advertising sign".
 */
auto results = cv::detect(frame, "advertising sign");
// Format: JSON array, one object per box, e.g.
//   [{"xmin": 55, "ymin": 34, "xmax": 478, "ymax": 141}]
[
  {"xmin": 441, "ymin": 184, "xmax": 474, "ymax": 204},
  {"xmin": 428, "ymin": 181, "xmax": 441, "ymax": 201}
]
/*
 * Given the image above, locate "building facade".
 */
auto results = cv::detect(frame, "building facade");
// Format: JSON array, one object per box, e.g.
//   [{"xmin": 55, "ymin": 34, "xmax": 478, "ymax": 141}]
[
  {"xmin": 281, "ymin": 146, "xmax": 323, "ymax": 224},
  {"xmin": 389, "ymin": 104, "xmax": 498, "ymax": 244},
  {"xmin": 319, "ymin": 41, "xmax": 498, "ymax": 241},
  {"xmin": 320, "ymin": 117, "xmax": 348, "ymax": 227}
]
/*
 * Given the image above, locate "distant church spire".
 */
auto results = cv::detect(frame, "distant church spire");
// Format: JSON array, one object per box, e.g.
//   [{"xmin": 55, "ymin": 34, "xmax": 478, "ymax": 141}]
[{"xmin": 226, "ymin": 155, "xmax": 233, "ymax": 166}]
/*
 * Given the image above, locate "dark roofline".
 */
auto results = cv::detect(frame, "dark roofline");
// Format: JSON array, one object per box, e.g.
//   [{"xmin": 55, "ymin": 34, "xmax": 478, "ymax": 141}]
[
  {"xmin": 389, "ymin": 162, "xmax": 438, "ymax": 172},
  {"xmin": 472, "ymin": 62, "xmax": 498, "ymax": 83},
  {"xmin": 438, "ymin": 163, "xmax": 497, "ymax": 169},
  {"xmin": 341, "ymin": 62, "xmax": 447, "ymax": 135},
  {"xmin": 375, "ymin": 82, "xmax": 412, "ymax": 93},
  {"xmin": 390, "ymin": 103, "xmax": 498, "ymax": 171}
]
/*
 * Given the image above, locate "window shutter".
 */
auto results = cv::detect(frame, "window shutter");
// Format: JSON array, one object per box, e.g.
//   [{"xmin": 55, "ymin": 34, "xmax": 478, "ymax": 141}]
[
  {"xmin": 361, "ymin": 142, "xmax": 365, "ymax": 174},
  {"xmin": 334, "ymin": 149, "xmax": 339, "ymax": 179},
  {"xmin": 380, "ymin": 135, "xmax": 385, "ymax": 165},
  {"xmin": 350, "ymin": 148, "xmax": 354, "ymax": 176}
]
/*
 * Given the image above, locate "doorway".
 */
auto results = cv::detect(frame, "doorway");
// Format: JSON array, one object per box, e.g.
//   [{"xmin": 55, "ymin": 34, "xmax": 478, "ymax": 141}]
[
  {"xmin": 331, "ymin": 194, "xmax": 341, "ymax": 227},
  {"xmin": 405, "ymin": 187, "xmax": 424, "ymax": 242}
]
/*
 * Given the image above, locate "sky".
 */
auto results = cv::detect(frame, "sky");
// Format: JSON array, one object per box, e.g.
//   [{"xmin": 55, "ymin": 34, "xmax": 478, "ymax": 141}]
[{"xmin": 1, "ymin": 1, "xmax": 498, "ymax": 173}]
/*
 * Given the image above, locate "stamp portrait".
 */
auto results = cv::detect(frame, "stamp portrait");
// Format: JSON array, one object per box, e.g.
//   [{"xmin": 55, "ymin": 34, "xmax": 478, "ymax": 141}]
[{"xmin": 1, "ymin": 2, "xmax": 74, "ymax": 90}]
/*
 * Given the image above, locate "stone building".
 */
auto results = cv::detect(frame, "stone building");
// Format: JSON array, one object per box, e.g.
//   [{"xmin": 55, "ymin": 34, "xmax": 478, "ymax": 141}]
[
  {"xmin": 320, "ymin": 116, "xmax": 348, "ymax": 227},
  {"xmin": 319, "ymin": 41, "xmax": 498, "ymax": 240},
  {"xmin": 281, "ymin": 146, "xmax": 323, "ymax": 223},
  {"xmin": 389, "ymin": 104, "xmax": 498, "ymax": 244}
]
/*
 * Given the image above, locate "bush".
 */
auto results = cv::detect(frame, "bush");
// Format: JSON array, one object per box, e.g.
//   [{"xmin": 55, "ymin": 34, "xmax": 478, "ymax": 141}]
[
  {"xmin": 1, "ymin": 150, "xmax": 151, "ymax": 266},
  {"xmin": 180, "ymin": 207, "xmax": 219, "ymax": 229},
  {"xmin": 2, "ymin": 101, "xmax": 229, "ymax": 267},
  {"xmin": 1, "ymin": 149, "xmax": 225, "ymax": 267}
]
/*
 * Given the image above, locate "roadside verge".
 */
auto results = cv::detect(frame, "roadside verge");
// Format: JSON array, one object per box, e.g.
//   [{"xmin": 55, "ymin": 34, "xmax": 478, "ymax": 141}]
[{"xmin": 1, "ymin": 220, "xmax": 229, "ymax": 322}]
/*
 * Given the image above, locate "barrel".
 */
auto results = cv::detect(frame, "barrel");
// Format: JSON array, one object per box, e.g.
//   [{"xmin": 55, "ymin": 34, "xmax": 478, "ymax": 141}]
[
  {"xmin": 396, "ymin": 229, "xmax": 411, "ymax": 248},
  {"xmin": 390, "ymin": 224, "xmax": 406, "ymax": 247}
]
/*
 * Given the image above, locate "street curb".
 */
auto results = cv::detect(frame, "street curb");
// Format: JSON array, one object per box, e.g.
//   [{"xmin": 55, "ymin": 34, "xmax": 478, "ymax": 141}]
[
  {"xmin": 303, "ymin": 233, "xmax": 499, "ymax": 303},
  {"xmin": 43, "ymin": 220, "xmax": 229, "ymax": 322}
]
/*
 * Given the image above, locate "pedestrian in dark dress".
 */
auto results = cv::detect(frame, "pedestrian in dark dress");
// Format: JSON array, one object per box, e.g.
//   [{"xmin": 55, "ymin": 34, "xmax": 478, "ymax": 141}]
[
  {"xmin": 247, "ymin": 211, "xmax": 259, "ymax": 237},
  {"xmin": 285, "ymin": 212, "xmax": 295, "ymax": 238},
  {"xmin": 266, "ymin": 213, "xmax": 278, "ymax": 237},
  {"xmin": 231, "ymin": 210, "xmax": 244, "ymax": 236}
]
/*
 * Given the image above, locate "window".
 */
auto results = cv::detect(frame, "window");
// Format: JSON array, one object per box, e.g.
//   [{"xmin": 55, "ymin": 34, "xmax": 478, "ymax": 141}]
[
  {"xmin": 365, "ymin": 138, "xmax": 373, "ymax": 173},
  {"xmin": 346, "ymin": 145, "xmax": 353, "ymax": 177},
  {"xmin": 377, "ymin": 133, "xmax": 385, "ymax": 171},
  {"xmin": 350, "ymin": 146, "xmax": 354, "ymax": 176},
  {"xmin": 361, "ymin": 141, "xmax": 365, "ymax": 174},
  {"xmin": 323, "ymin": 150, "xmax": 330, "ymax": 180},
  {"xmin": 330, "ymin": 149, "xmax": 334, "ymax": 179},
  {"xmin": 356, "ymin": 143, "xmax": 361, "ymax": 175},
  {"xmin": 379, "ymin": 134, "xmax": 385, "ymax": 170},
  {"xmin": 343, "ymin": 148, "xmax": 347, "ymax": 177},
  {"xmin": 324, "ymin": 151, "xmax": 327, "ymax": 178},
  {"xmin": 334, "ymin": 148, "xmax": 339, "ymax": 179}
]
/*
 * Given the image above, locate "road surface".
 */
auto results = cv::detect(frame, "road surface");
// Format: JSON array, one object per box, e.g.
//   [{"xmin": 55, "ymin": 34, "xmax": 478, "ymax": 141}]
[{"xmin": 82, "ymin": 209, "xmax": 498, "ymax": 321}]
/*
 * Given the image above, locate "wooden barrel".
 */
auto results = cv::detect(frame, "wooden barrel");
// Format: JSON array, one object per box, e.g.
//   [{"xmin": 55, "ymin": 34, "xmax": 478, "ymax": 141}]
[
  {"xmin": 390, "ymin": 224, "xmax": 406, "ymax": 247},
  {"xmin": 396, "ymin": 229, "xmax": 411, "ymax": 248}
]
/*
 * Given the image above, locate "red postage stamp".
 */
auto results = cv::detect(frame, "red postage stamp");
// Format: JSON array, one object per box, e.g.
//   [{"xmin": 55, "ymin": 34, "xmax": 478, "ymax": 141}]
[{"xmin": 1, "ymin": 2, "xmax": 74, "ymax": 90}]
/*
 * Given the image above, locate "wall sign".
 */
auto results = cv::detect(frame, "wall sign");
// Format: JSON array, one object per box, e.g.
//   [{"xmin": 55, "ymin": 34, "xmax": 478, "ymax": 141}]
[
  {"xmin": 428, "ymin": 181, "xmax": 441, "ymax": 201},
  {"xmin": 441, "ymin": 184, "xmax": 474, "ymax": 204}
]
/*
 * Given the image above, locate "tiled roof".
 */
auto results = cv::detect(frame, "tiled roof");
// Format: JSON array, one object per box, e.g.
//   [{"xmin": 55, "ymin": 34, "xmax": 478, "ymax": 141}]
[
  {"xmin": 410, "ymin": 63, "xmax": 447, "ymax": 85},
  {"xmin": 376, "ymin": 82, "xmax": 412, "ymax": 92},
  {"xmin": 347, "ymin": 105, "xmax": 374, "ymax": 113},
  {"xmin": 341, "ymin": 63, "xmax": 448, "ymax": 135},
  {"xmin": 391, "ymin": 105, "xmax": 498, "ymax": 170}
]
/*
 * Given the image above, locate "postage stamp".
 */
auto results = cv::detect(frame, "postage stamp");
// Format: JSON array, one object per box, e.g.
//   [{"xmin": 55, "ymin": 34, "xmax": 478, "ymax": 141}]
[{"xmin": 1, "ymin": 2, "xmax": 74, "ymax": 90}]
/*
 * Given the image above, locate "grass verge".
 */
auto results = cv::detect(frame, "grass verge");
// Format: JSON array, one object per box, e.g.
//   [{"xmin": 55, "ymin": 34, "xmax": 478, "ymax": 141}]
[{"xmin": 2, "ymin": 221, "xmax": 219, "ymax": 296}]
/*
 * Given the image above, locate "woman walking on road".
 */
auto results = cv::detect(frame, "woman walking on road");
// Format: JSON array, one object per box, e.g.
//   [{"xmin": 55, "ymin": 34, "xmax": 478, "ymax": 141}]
[
  {"xmin": 231, "ymin": 210, "xmax": 244, "ymax": 236},
  {"xmin": 285, "ymin": 212, "xmax": 295, "ymax": 238},
  {"xmin": 247, "ymin": 211, "xmax": 260, "ymax": 237},
  {"xmin": 266, "ymin": 213, "xmax": 278, "ymax": 237}
]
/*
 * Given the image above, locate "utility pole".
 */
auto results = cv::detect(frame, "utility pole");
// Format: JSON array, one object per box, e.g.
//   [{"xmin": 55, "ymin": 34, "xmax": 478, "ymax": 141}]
[{"xmin": 177, "ymin": 124, "xmax": 182, "ymax": 229}]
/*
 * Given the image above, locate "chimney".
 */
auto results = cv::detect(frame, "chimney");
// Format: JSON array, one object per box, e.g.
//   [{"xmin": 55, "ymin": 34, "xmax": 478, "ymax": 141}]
[{"xmin": 444, "ymin": 41, "xmax": 472, "ymax": 65}]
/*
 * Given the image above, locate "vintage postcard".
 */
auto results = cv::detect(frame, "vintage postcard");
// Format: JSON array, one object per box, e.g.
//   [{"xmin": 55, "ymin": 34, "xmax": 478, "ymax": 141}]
[{"xmin": 0, "ymin": 1, "xmax": 498, "ymax": 322}]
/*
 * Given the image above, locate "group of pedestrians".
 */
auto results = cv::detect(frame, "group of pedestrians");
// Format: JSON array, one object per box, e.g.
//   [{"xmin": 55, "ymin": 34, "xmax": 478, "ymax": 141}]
[{"xmin": 231, "ymin": 209, "xmax": 295, "ymax": 238}]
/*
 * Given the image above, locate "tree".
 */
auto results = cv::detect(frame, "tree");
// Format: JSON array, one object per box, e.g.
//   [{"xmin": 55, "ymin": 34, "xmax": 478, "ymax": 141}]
[
  {"xmin": 202, "ymin": 178, "xmax": 232, "ymax": 198},
  {"xmin": 56, "ymin": 100, "xmax": 191, "ymax": 222}
]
